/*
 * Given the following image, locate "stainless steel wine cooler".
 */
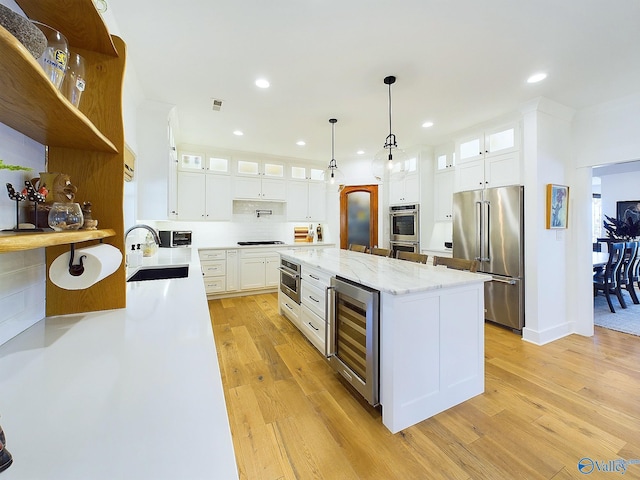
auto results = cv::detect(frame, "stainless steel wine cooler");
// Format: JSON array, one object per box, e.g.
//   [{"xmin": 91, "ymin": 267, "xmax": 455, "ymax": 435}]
[{"xmin": 326, "ymin": 276, "xmax": 380, "ymax": 406}]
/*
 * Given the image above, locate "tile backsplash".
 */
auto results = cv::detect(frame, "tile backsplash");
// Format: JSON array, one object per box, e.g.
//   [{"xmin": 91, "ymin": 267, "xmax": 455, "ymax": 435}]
[{"xmin": 0, "ymin": 122, "xmax": 46, "ymax": 345}]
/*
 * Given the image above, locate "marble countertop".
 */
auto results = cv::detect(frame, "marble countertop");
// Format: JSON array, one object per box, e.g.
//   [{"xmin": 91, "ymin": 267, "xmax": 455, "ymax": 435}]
[
  {"xmin": 194, "ymin": 241, "xmax": 335, "ymax": 250},
  {"xmin": 0, "ymin": 248, "xmax": 238, "ymax": 480},
  {"xmin": 280, "ymin": 248, "xmax": 491, "ymax": 295}
]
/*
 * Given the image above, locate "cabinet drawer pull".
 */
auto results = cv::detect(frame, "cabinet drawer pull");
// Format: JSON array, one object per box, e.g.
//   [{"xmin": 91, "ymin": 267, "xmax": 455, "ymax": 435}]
[
  {"xmin": 309, "ymin": 295, "xmax": 320, "ymax": 303},
  {"xmin": 309, "ymin": 274, "xmax": 320, "ymax": 280},
  {"xmin": 284, "ymin": 303, "xmax": 294, "ymax": 311},
  {"xmin": 308, "ymin": 322, "xmax": 319, "ymax": 331}
]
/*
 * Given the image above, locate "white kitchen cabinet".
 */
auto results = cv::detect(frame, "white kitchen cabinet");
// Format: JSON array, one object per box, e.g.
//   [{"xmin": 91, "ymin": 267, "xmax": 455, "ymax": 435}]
[
  {"xmin": 240, "ymin": 257, "xmax": 266, "ymax": 290},
  {"xmin": 265, "ymin": 255, "xmax": 280, "ymax": 287},
  {"xmin": 178, "ymin": 150, "xmax": 205, "ymax": 172},
  {"xmin": 226, "ymin": 250, "xmax": 239, "ymax": 292},
  {"xmin": 389, "ymin": 155, "xmax": 420, "ymax": 205},
  {"xmin": 239, "ymin": 251, "xmax": 280, "ymax": 290},
  {"xmin": 286, "ymin": 180, "xmax": 326, "ymax": 221},
  {"xmin": 389, "ymin": 173, "xmax": 420, "ymax": 205},
  {"xmin": 455, "ymin": 151, "xmax": 520, "ymax": 192},
  {"xmin": 234, "ymin": 176, "xmax": 286, "ymax": 201},
  {"xmin": 279, "ymin": 290, "xmax": 301, "ymax": 327},
  {"xmin": 434, "ymin": 170, "xmax": 454, "ymax": 221},
  {"xmin": 179, "ymin": 150, "xmax": 231, "ymax": 174},
  {"xmin": 199, "ymin": 249, "xmax": 227, "ymax": 294},
  {"xmin": 434, "ymin": 142, "xmax": 456, "ymax": 173},
  {"xmin": 289, "ymin": 164, "xmax": 325, "ymax": 182},
  {"xmin": 299, "ymin": 307, "xmax": 326, "ymax": 353},
  {"xmin": 177, "ymin": 172, "xmax": 232, "ymax": 220},
  {"xmin": 298, "ymin": 264, "xmax": 331, "ymax": 353},
  {"xmin": 456, "ymin": 123, "xmax": 519, "ymax": 165}
]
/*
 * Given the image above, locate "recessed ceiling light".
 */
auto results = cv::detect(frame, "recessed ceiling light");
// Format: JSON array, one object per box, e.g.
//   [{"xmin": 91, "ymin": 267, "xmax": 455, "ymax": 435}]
[
  {"xmin": 233, "ymin": 130, "xmax": 243, "ymax": 136},
  {"xmin": 357, "ymin": 150, "xmax": 365, "ymax": 155},
  {"xmin": 422, "ymin": 121, "xmax": 434, "ymax": 128},
  {"xmin": 296, "ymin": 140, "xmax": 306, "ymax": 146},
  {"xmin": 255, "ymin": 78, "xmax": 270, "ymax": 88},
  {"xmin": 527, "ymin": 72, "xmax": 547, "ymax": 84}
]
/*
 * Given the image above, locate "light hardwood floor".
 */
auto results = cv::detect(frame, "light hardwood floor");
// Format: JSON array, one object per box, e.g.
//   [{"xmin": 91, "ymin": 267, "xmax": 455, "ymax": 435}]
[{"xmin": 209, "ymin": 293, "xmax": 640, "ymax": 479}]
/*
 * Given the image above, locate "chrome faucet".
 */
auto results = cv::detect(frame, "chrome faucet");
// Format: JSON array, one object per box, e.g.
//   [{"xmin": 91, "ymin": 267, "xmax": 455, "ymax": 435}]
[{"xmin": 125, "ymin": 224, "xmax": 160, "ymax": 246}]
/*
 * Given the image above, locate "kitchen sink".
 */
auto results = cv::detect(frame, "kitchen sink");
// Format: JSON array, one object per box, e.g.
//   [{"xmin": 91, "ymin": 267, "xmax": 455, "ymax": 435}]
[
  {"xmin": 237, "ymin": 241, "xmax": 285, "ymax": 246},
  {"xmin": 127, "ymin": 264, "xmax": 189, "ymax": 282}
]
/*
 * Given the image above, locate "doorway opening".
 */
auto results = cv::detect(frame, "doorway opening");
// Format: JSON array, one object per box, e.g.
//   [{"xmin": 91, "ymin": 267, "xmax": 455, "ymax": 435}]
[{"xmin": 340, "ymin": 185, "xmax": 378, "ymax": 250}]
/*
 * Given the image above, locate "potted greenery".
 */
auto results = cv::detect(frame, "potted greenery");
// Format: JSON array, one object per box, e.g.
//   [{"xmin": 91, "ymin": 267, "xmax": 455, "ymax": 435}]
[
  {"xmin": 0, "ymin": 159, "xmax": 31, "ymax": 172},
  {"xmin": 603, "ymin": 215, "xmax": 640, "ymax": 240}
]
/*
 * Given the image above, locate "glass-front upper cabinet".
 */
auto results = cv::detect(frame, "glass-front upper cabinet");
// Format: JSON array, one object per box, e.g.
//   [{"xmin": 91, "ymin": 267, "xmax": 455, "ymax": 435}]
[
  {"xmin": 434, "ymin": 143, "xmax": 455, "ymax": 172},
  {"xmin": 179, "ymin": 151, "xmax": 205, "ymax": 171},
  {"xmin": 206, "ymin": 155, "xmax": 230, "ymax": 174},
  {"xmin": 236, "ymin": 159, "xmax": 285, "ymax": 178},
  {"xmin": 456, "ymin": 123, "xmax": 519, "ymax": 164},
  {"xmin": 289, "ymin": 164, "xmax": 325, "ymax": 181},
  {"xmin": 179, "ymin": 150, "xmax": 230, "ymax": 174}
]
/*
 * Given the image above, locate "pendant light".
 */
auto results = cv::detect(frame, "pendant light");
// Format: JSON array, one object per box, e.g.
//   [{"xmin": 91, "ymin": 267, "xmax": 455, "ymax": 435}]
[
  {"xmin": 325, "ymin": 118, "xmax": 344, "ymax": 185},
  {"xmin": 371, "ymin": 75, "xmax": 406, "ymax": 181}
]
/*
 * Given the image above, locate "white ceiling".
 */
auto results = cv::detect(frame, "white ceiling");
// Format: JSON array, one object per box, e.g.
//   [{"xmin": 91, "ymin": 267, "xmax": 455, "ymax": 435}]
[{"xmin": 106, "ymin": 0, "xmax": 640, "ymax": 164}]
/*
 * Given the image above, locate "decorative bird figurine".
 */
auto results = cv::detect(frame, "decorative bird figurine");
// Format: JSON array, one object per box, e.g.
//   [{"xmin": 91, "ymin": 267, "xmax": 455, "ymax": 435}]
[
  {"xmin": 21, "ymin": 180, "xmax": 46, "ymax": 203},
  {"xmin": 5, "ymin": 183, "xmax": 25, "ymax": 201}
]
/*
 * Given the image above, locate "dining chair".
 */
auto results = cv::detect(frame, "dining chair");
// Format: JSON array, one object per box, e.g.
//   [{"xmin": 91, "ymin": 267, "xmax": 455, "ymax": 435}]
[
  {"xmin": 370, "ymin": 247, "xmax": 392, "ymax": 257},
  {"xmin": 433, "ymin": 256, "xmax": 480, "ymax": 272},
  {"xmin": 593, "ymin": 242, "xmax": 626, "ymax": 313},
  {"xmin": 348, "ymin": 244, "xmax": 368, "ymax": 253},
  {"xmin": 396, "ymin": 251, "xmax": 428, "ymax": 264},
  {"xmin": 621, "ymin": 241, "xmax": 640, "ymax": 304}
]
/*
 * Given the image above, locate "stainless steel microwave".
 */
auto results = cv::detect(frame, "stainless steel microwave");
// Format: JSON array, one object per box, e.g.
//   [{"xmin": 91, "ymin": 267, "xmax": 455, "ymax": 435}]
[{"xmin": 159, "ymin": 230, "xmax": 192, "ymax": 248}]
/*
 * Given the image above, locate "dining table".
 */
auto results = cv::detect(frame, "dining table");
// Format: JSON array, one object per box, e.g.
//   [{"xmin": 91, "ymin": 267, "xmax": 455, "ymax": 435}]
[{"xmin": 593, "ymin": 251, "xmax": 609, "ymax": 269}]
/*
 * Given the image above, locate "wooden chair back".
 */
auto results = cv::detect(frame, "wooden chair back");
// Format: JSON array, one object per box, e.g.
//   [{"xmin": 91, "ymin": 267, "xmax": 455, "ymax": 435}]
[
  {"xmin": 348, "ymin": 244, "xmax": 368, "ymax": 253},
  {"xmin": 396, "ymin": 251, "xmax": 428, "ymax": 264},
  {"xmin": 370, "ymin": 247, "xmax": 392, "ymax": 257},
  {"xmin": 433, "ymin": 256, "xmax": 480, "ymax": 272}
]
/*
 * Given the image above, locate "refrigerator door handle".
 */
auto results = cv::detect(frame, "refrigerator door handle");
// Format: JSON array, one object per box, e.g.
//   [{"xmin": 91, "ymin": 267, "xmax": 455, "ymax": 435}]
[
  {"xmin": 483, "ymin": 200, "xmax": 491, "ymax": 262},
  {"xmin": 491, "ymin": 276, "xmax": 517, "ymax": 285},
  {"xmin": 475, "ymin": 201, "xmax": 483, "ymax": 261}
]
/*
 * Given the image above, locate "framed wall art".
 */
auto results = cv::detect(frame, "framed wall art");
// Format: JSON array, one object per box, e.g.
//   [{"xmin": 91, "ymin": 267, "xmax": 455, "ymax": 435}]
[
  {"xmin": 616, "ymin": 200, "xmax": 640, "ymax": 224},
  {"xmin": 546, "ymin": 184, "xmax": 569, "ymax": 229}
]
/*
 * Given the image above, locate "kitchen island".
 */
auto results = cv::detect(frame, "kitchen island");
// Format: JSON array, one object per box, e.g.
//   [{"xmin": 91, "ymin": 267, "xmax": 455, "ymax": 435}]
[
  {"xmin": 0, "ymin": 247, "xmax": 238, "ymax": 480},
  {"xmin": 279, "ymin": 247, "xmax": 491, "ymax": 433}
]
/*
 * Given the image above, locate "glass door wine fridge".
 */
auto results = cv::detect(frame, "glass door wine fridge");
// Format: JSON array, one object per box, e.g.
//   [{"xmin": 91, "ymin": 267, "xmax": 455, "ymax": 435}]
[{"xmin": 326, "ymin": 276, "xmax": 380, "ymax": 406}]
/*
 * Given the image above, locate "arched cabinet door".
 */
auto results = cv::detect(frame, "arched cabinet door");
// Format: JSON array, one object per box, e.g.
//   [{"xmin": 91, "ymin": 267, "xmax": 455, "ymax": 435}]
[{"xmin": 340, "ymin": 185, "xmax": 378, "ymax": 250}]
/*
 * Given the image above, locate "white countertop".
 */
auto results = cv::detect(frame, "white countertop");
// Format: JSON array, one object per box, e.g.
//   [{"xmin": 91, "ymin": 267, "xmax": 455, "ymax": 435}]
[
  {"xmin": 195, "ymin": 241, "xmax": 335, "ymax": 250},
  {"xmin": 0, "ymin": 248, "xmax": 238, "ymax": 480},
  {"xmin": 280, "ymin": 248, "xmax": 490, "ymax": 295}
]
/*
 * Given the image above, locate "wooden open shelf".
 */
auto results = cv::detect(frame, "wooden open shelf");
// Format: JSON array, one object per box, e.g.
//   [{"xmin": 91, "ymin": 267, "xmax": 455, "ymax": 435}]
[
  {"xmin": 0, "ymin": 27, "xmax": 117, "ymax": 153},
  {"xmin": 0, "ymin": 229, "xmax": 116, "ymax": 253},
  {"xmin": 16, "ymin": 0, "xmax": 119, "ymax": 57},
  {"xmin": 0, "ymin": 0, "xmax": 127, "ymax": 315}
]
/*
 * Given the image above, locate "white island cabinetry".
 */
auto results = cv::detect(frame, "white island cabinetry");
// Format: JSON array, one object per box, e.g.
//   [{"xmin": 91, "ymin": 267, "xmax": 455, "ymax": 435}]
[
  {"xmin": 279, "ymin": 248, "xmax": 489, "ymax": 433},
  {"xmin": 299, "ymin": 265, "xmax": 331, "ymax": 353}
]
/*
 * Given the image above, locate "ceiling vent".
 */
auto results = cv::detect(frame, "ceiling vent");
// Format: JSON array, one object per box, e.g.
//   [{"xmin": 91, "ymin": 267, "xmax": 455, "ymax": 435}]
[{"xmin": 211, "ymin": 98, "xmax": 223, "ymax": 111}]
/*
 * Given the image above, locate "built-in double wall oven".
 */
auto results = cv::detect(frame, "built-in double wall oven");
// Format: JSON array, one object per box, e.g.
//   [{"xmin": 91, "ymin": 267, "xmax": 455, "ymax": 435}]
[
  {"xmin": 389, "ymin": 204, "xmax": 419, "ymax": 257},
  {"xmin": 279, "ymin": 258, "xmax": 301, "ymax": 304}
]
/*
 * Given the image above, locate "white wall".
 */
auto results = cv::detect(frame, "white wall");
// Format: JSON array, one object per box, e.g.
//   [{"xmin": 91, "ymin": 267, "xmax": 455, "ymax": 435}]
[
  {"xmin": 567, "ymin": 93, "xmax": 640, "ymax": 339},
  {"xmin": 520, "ymin": 98, "xmax": 575, "ymax": 344},
  {"xmin": 0, "ymin": 122, "xmax": 46, "ymax": 346},
  {"xmin": 600, "ymin": 170, "xmax": 640, "ymax": 218}
]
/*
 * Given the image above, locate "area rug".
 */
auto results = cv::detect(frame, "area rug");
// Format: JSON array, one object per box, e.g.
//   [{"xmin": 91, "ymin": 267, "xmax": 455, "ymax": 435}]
[{"xmin": 594, "ymin": 289, "xmax": 640, "ymax": 336}]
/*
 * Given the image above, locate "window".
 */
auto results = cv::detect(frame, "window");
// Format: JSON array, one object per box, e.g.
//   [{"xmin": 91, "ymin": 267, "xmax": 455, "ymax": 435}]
[{"xmin": 592, "ymin": 193, "xmax": 602, "ymax": 242}]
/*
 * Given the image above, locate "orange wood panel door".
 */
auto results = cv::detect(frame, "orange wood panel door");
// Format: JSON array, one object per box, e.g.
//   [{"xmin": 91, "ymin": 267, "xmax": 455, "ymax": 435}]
[{"xmin": 340, "ymin": 185, "xmax": 378, "ymax": 250}]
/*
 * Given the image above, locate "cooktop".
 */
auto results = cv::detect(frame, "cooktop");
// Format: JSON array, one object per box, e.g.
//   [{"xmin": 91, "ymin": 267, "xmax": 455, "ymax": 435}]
[{"xmin": 237, "ymin": 241, "xmax": 286, "ymax": 246}]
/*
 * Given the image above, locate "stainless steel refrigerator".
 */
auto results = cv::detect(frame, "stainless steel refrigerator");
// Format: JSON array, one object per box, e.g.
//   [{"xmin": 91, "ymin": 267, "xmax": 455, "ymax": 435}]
[{"xmin": 452, "ymin": 185, "xmax": 524, "ymax": 331}]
